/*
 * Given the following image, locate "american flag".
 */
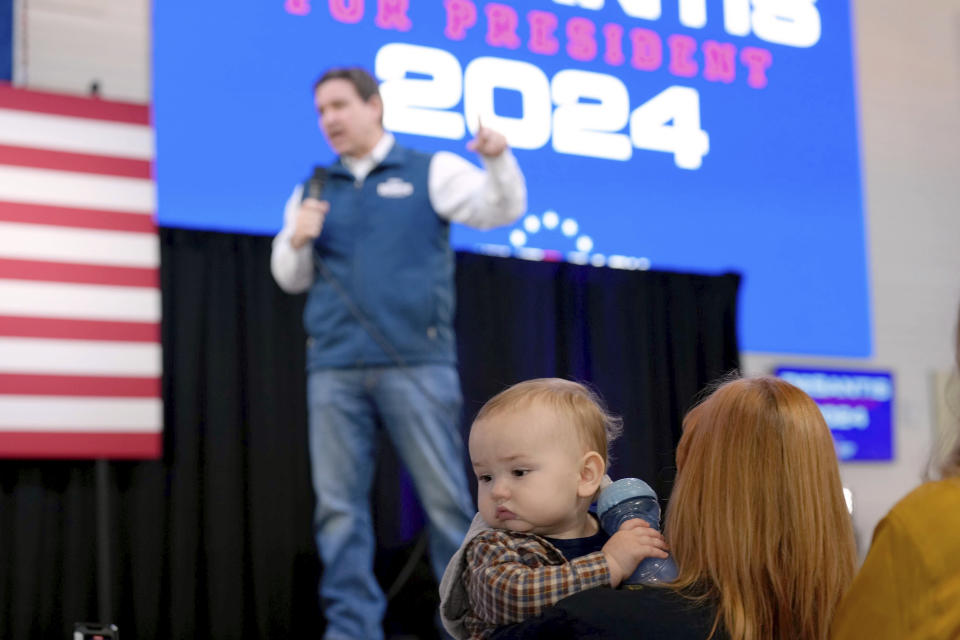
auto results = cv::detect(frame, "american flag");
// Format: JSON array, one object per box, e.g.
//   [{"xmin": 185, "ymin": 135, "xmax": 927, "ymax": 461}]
[{"xmin": 0, "ymin": 84, "xmax": 162, "ymax": 459}]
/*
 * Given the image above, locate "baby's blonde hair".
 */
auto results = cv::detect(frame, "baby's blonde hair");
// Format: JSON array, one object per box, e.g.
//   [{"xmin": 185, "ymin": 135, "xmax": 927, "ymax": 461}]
[{"xmin": 473, "ymin": 378, "xmax": 622, "ymax": 467}]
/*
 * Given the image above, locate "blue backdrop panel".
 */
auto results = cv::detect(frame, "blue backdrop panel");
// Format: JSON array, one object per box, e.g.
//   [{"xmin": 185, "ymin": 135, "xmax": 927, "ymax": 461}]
[
  {"xmin": 1, "ymin": 0, "xmax": 12, "ymax": 81},
  {"xmin": 154, "ymin": 0, "xmax": 869, "ymax": 356}
]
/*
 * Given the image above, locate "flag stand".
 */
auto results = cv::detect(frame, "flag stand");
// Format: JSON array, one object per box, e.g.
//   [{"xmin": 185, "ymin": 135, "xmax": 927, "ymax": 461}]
[
  {"xmin": 76, "ymin": 460, "xmax": 119, "ymax": 638},
  {"xmin": 95, "ymin": 458, "xmax": 113, "ymax": 626}
]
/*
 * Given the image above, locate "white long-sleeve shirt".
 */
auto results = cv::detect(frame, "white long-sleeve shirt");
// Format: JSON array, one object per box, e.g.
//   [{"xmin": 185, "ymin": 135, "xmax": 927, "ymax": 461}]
[{"xmin": 271, "ymin": 132, "xmax": 527, "ymax": 294}]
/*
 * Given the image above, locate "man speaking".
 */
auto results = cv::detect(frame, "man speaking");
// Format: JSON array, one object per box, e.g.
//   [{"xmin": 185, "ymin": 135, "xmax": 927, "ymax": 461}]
[{"xmin": 271, "ymin": 67, "xmax": 526, "ymax": 640}]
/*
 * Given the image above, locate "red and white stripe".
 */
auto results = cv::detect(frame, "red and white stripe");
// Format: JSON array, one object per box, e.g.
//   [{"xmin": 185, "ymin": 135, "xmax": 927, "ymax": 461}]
[{"xmin": 0, "ymin": 84, "xmax": 161, "ymax": 459}]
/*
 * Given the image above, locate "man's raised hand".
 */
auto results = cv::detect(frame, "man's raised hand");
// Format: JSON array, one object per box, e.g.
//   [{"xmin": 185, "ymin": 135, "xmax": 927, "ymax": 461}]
[{"xmin": 467, "ymin": 118, "xmax": 508, "ymax": 158}]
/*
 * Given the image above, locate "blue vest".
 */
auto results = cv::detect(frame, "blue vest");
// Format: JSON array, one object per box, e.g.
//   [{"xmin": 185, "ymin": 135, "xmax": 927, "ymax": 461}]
[{"xmin": 302, "ymin": 144, "xmax": 456, "ymax": 370}]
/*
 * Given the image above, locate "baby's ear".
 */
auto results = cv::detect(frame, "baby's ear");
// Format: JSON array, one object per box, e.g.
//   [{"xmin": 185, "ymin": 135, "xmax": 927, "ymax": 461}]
[{"xmin": 577, "ymin": 451, "xmax": 605, "ymax": 498}]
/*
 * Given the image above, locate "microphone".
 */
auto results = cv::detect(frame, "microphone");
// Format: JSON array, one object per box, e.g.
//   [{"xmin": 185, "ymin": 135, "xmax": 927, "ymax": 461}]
[{"xmin": 307, "ymin": 166, "xmax": 327, "ymax": 200}]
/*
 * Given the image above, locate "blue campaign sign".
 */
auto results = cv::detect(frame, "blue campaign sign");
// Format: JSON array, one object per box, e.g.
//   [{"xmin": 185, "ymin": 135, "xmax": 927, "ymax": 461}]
[
  {"xmin": 0, "ymin": 0, "xmax": 12, "ymax": 81},
  {"xmin": 776, "ymin": 367, "xmax": 894, "ymax": 462},
  {"xmin": 154, "ymin": 0, "xmax": 869, "ymax": 356}
]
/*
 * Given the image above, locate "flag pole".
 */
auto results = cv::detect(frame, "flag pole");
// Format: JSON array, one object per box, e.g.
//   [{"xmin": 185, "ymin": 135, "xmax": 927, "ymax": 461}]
[{"xmin": 95, "ymin": 458, "xmax": 113, "ymax": 626}]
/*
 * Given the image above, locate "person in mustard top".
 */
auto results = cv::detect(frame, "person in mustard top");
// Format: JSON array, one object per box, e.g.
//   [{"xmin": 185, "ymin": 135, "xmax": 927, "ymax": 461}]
[{"xmin": 831, "ymin": 304, "xmax": 960, "ymax": 640}]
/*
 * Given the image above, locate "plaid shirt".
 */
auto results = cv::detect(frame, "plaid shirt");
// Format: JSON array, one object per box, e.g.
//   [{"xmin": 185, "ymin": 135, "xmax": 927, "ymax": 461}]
[{"xmin": 461, "ymin": 529, "xmax": 611, "ymax": 639}]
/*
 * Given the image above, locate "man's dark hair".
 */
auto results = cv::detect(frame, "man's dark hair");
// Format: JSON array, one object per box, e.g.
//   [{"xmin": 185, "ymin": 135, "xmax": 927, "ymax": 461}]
[{"xmin": 313, "ymin": 67, "xmax": 380, "ymax": 102}]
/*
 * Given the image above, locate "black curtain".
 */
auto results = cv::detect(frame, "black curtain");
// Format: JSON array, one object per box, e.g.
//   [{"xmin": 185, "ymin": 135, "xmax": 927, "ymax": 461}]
[
  {"xmin": 454, "ymin": 252, "xmax": 740, "ymax": 496},
  {"xmin": 0, "ymin": 228, "xmax": 739, "ymax": 639}
]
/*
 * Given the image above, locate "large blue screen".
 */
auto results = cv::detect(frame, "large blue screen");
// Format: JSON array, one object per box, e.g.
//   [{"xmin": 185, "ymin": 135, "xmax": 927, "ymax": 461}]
[{"xmin": 154, "ymin": 0, "xmax": 870, "ymax": 356}]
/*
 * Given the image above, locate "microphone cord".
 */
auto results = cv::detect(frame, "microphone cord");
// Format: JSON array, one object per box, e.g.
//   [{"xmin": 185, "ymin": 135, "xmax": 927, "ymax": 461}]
[
  {"xmin": 312, "ymin": 255, "xmax": 453, "ymax": 417},
  {"xmin": 306, "ymin": 169, "xmax": 455, "ymax": 417},
  {"xmin": 311, "ymin": 238, "xmax": 459, "ymax": 603}
]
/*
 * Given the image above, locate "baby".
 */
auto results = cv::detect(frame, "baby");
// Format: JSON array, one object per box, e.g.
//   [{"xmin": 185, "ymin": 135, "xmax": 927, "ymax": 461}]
[{"xmin": 439, "ymin": 378, "xmax": 668, "ymax": 639}]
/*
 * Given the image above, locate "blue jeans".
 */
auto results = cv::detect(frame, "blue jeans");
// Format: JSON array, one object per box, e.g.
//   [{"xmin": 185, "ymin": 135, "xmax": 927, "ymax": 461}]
[{"xmin": 307, "ymin": 365, "xmax": 475, "ymax": 640}]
